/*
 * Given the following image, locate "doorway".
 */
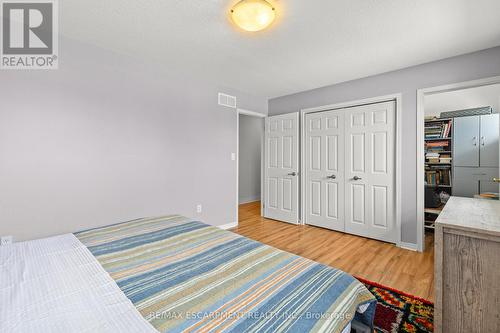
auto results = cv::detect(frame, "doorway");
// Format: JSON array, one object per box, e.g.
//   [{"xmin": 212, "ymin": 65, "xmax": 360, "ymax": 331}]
[
  {"xmin": 417, "ymin": 76, "xmax": 500, "ymax": 251},
  {"xmin": 237, "ymin": 109, "xmax": 265, "ymax": 224}
]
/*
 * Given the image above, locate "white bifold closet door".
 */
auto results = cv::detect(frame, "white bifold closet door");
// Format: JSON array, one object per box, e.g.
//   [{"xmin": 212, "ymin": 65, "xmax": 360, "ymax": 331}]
[
  {"xmin": 264, "ymin": 113, "xmax": 300, "ymax": 224},
  {"xmin": 305, "ymin": 101, "xmax": 396, "ymax": 243},
  {"xmin": 305, "ymin": 109, "xmax": 345, "ymax": 231}
]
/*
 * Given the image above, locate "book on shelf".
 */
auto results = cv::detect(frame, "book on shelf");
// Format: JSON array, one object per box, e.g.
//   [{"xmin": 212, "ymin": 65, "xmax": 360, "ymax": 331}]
[
  {"xmin": 425, "ymin": 164, "xmax": 451, "ymax": 186},
  {"xmin": 424, "ymin": 119, "xmax": 452, "ymax": 139},
  {"xmin": 426, "ymin": 152, "xmax": 452, "ymax": 164},
  {"xmin": 425, "ymin": 141, "xmax": 449, "ymax": 148},
  {"xmin": 426, "ymin": 147, "xmax": 449, "ymax": 153},
  {"xmin": 425, "ymin": 167, "xmax": 451, "ymax": 186}
]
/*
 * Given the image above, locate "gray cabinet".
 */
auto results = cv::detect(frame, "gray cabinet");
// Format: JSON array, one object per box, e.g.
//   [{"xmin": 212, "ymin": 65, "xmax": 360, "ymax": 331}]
[
  {"xmin": 453, "ymin": 167, "xmax": 498, "ymax": 197},
  {"xmin": 480, "ymin": 114, "xmax": 499, "ymax": 167},
  {"xmin": 453, "ymin": 116, "xmax": 480, "ymax": 167},
  {"xmin": 453, "ymin": 114, "xmax": 499, "ymax": 196}
]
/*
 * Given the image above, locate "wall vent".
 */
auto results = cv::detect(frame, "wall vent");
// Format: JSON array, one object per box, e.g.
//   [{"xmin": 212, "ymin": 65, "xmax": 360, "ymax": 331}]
[{"xmin": 218, "ymin": 93, "xmax": 237, "ymax": 108}]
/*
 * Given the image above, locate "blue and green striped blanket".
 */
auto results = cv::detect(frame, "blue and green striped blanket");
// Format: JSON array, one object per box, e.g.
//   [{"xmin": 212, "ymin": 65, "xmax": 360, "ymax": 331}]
[{"xmin": 75, "ymin": 215, "xmax": 375, "ymax": 333}]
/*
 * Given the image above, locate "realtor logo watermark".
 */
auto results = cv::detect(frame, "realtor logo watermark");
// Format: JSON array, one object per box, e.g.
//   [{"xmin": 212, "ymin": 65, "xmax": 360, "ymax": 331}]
[{"xmin": 1, "ymin": 0, "xmax": 58, "ymax": 69}]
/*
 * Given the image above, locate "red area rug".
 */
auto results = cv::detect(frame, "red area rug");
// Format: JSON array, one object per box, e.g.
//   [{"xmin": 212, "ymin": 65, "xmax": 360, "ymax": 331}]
[{"xmin": 356, "ymin": 277, "xmax": 434, "ymax": 333}]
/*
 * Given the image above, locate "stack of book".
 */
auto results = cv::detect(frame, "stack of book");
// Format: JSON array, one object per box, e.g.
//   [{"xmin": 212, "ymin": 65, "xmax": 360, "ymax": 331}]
[
  {"xmin": 425, "ymin": 124, "xmax": 443, "ymax": 139},
  {"xmin": 439, "ymin": 154, "xmax": 452, "ymax": 164},
  {"xmin": 426, "ymin": 152, "xmax": 452, "ymax": 164},
  {"xmin": 424, "ymin": 119, "xmax": 452, "ymax": 139},
  {"xmin": 425, "ymin": 140, "xmax": 449, "ymax": 151},
  {"xmin": 426, "ymin": 152, "xmax": 440, "ymax": 163}
]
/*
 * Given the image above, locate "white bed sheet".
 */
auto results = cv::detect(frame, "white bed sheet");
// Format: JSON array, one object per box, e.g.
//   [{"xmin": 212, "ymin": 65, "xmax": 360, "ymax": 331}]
[
  {"xmin": 0, "ymin": 233, "xmax": 372, "ymax": 333},
  {"xmin": 0, "ymin": 234, "xmax": 157, "ymax": 333}
]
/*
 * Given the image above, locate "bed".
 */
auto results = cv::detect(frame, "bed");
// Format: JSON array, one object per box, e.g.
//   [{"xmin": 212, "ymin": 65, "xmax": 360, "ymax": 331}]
[{"xmin": 1, "ymin": 215, "xmax": 376, "ymax": 333}]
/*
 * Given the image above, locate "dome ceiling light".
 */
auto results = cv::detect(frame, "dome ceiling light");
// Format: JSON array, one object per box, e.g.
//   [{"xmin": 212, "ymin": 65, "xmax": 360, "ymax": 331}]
[{"xmin": 230, "ymin": 0, "xmax": 276, "ymax": 32}]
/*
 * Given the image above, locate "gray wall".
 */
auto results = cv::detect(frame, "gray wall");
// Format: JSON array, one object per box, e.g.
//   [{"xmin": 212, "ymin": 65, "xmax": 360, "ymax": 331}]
[
  {"xmin": 425, "ymin": 84, "xmax": 500, "ymax": 117},
  {"xmin": 0, "ymin": 38, "xmax": 267, "ymax": 241},
  {"xmin": 269, "ymin": 46, "xmax": 500, "ymax": 245},
  {"xmin": 239, "ymin": 115, "xmax": 263, "ymax": 204}
]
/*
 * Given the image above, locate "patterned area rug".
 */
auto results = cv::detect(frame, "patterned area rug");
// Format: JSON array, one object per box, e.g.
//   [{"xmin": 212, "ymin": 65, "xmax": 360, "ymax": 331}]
[{"xmin": 356, "ymin": 277, "xmax": 434, "ymax": 333}]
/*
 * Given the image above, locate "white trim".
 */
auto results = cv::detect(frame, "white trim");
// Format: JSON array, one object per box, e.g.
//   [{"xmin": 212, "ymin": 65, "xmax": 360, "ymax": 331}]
[
  {"xmin": 236, "ymin": 108, "xmax": 266, "ymax": 227},
  {"xmin": 237, "ymin": 108, "xmax": 266, "ymax": 118},
  {"xmin": 300, "ymin": 93, "xmax": 403, "ymax": 247},
  {"xmin": 218, "ymin": 222, "xmax": 238, "ymax": 230},
  {"xmin": 300, "ymin": 111, "xmax": 306, "ymax": 225},
  {"xmin": 416, "ymin": 75, "xmax": 500, "ymax": 252},
  {"xmin": 236, "ymin": 111, "xmax": 239, "ymax": 227},
  {"xmin": 399, "ymin": 241, "xmax": 418, "ymax": 252},
  {"xmin": 301, "ymin": 93, "xmax": 403, "ymax": 113},
  {"xmin": 239, "ymin": 197, "xmax": 261, "ymax": 205},
  {"xmin": 261, "ymin": 123, "xmax": 265, "ymax": 217}
]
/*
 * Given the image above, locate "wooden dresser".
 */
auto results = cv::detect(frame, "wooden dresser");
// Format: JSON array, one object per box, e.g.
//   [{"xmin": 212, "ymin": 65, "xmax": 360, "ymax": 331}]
[{"xmin": 435, "ymin": 197, "xmax": 500, "ymax": 333}]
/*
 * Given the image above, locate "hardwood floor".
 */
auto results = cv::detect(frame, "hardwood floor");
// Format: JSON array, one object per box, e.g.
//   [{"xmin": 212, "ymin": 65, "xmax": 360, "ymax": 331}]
[{"xmin": 233, "ymin": 201, "xmax": 435, "ymax": 302}]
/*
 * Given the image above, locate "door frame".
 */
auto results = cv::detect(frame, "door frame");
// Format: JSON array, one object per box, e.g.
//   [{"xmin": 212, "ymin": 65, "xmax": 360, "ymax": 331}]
[
  {"xmin": 235, "ymin": 108, "xmax": 266, "ymax": 226},
  {"xmin": 416, "ymin": 75, "xmax": 500, "ymax": 252},
  {"xmin": 300, "ymin": 93, "xmax": 403, "ymax": 247}
]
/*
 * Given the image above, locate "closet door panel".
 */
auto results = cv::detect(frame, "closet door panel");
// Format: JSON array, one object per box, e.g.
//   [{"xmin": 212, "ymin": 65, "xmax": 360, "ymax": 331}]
[
  {"xmin": 345, "ymin": 101, "xmax": 396, "ymax": 243},
  {"xmin": 305, "ymin": 111, "xmax": 345, "ymax": 231}
]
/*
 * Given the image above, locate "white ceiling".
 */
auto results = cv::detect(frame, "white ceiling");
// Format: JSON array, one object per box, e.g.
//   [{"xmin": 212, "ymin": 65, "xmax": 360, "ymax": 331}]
[{"xmin": 61, "ymin": 0, "xmax": 500, "ymax": 99}]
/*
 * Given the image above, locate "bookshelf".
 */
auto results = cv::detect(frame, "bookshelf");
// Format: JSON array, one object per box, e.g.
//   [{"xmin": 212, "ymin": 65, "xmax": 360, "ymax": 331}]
[{"xmin": 424, "ymin": 118, "xmax": 453, "ymax": 231}]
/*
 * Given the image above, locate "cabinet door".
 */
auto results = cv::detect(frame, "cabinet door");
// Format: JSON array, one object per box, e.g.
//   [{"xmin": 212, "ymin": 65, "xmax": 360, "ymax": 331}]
[
  {"xmin": 453, "ymin": 116, "xmax": 480, "ymax": 167},
  {"xmin": 480, "ymin": 114, "xmax": 499, "ymax": 168},
  {"xmin": 453, "ymin": 167, "xmax": 479, "ymax": 197},
  {"xmin": 478, "ymin": 167, "xmax": 500, "ymax": 194}
]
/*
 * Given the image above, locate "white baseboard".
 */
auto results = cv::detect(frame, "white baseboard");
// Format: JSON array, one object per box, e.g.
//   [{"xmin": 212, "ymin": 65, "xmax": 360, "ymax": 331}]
[
  {"xmin": 239, "ymin": 196, "xmax": 261, "ymax": 205},
  {"xmin": 218, "ymin": 222, "xmax": 238, "ymax": 230},
  {"xmin": 398, "ymin": 241, "xmax": 418, "ymax": 251}
]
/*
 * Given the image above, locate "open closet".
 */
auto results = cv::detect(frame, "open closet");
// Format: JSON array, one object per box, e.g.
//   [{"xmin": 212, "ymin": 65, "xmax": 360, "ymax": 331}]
[{"xmin": 423, "ymin": 84, "xmax": 500, "ymax": 232}]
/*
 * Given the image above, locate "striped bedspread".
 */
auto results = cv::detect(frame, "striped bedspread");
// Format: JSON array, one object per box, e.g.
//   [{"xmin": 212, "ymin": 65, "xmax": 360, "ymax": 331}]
[{"xmin": 75, "ymin": 216, "xmax": 376, "ymax": 333}]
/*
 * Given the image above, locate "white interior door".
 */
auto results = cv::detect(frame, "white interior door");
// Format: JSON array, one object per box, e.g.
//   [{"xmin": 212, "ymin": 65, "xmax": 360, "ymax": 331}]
[
  {"xmin": 305, "ymin": 110, "xmax": 345, "ymax": 231},
  {"xmin": 344, "ymin": 101, "xmax": 396, "ymax": 243},
  {"xmin": 264, "ymin": 113, "xmax": 299, "ymax": 224}
]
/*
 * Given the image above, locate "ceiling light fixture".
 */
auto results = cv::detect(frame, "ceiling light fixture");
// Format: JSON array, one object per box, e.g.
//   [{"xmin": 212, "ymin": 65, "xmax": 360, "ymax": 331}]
[{"xmin": 231, "ymin": 0, "xmax": 276, "ymax": 32}]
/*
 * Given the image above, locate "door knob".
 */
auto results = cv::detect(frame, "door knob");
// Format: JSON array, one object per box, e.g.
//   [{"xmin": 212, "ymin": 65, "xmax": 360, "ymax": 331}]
[
  {"xmin": 493, "ymin": 178, "xmax": 500, "ymax": 183},
  {"xmin": 352, "ymin": 176, "xmax": 362, "ymax": 181},
  {"xmin": 287, "ymin": 172, "xmax": 297, "ymax": 176},
  {"xmin": 326, "ymin": 175, "xmax": 336, "ymax": 179}
]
